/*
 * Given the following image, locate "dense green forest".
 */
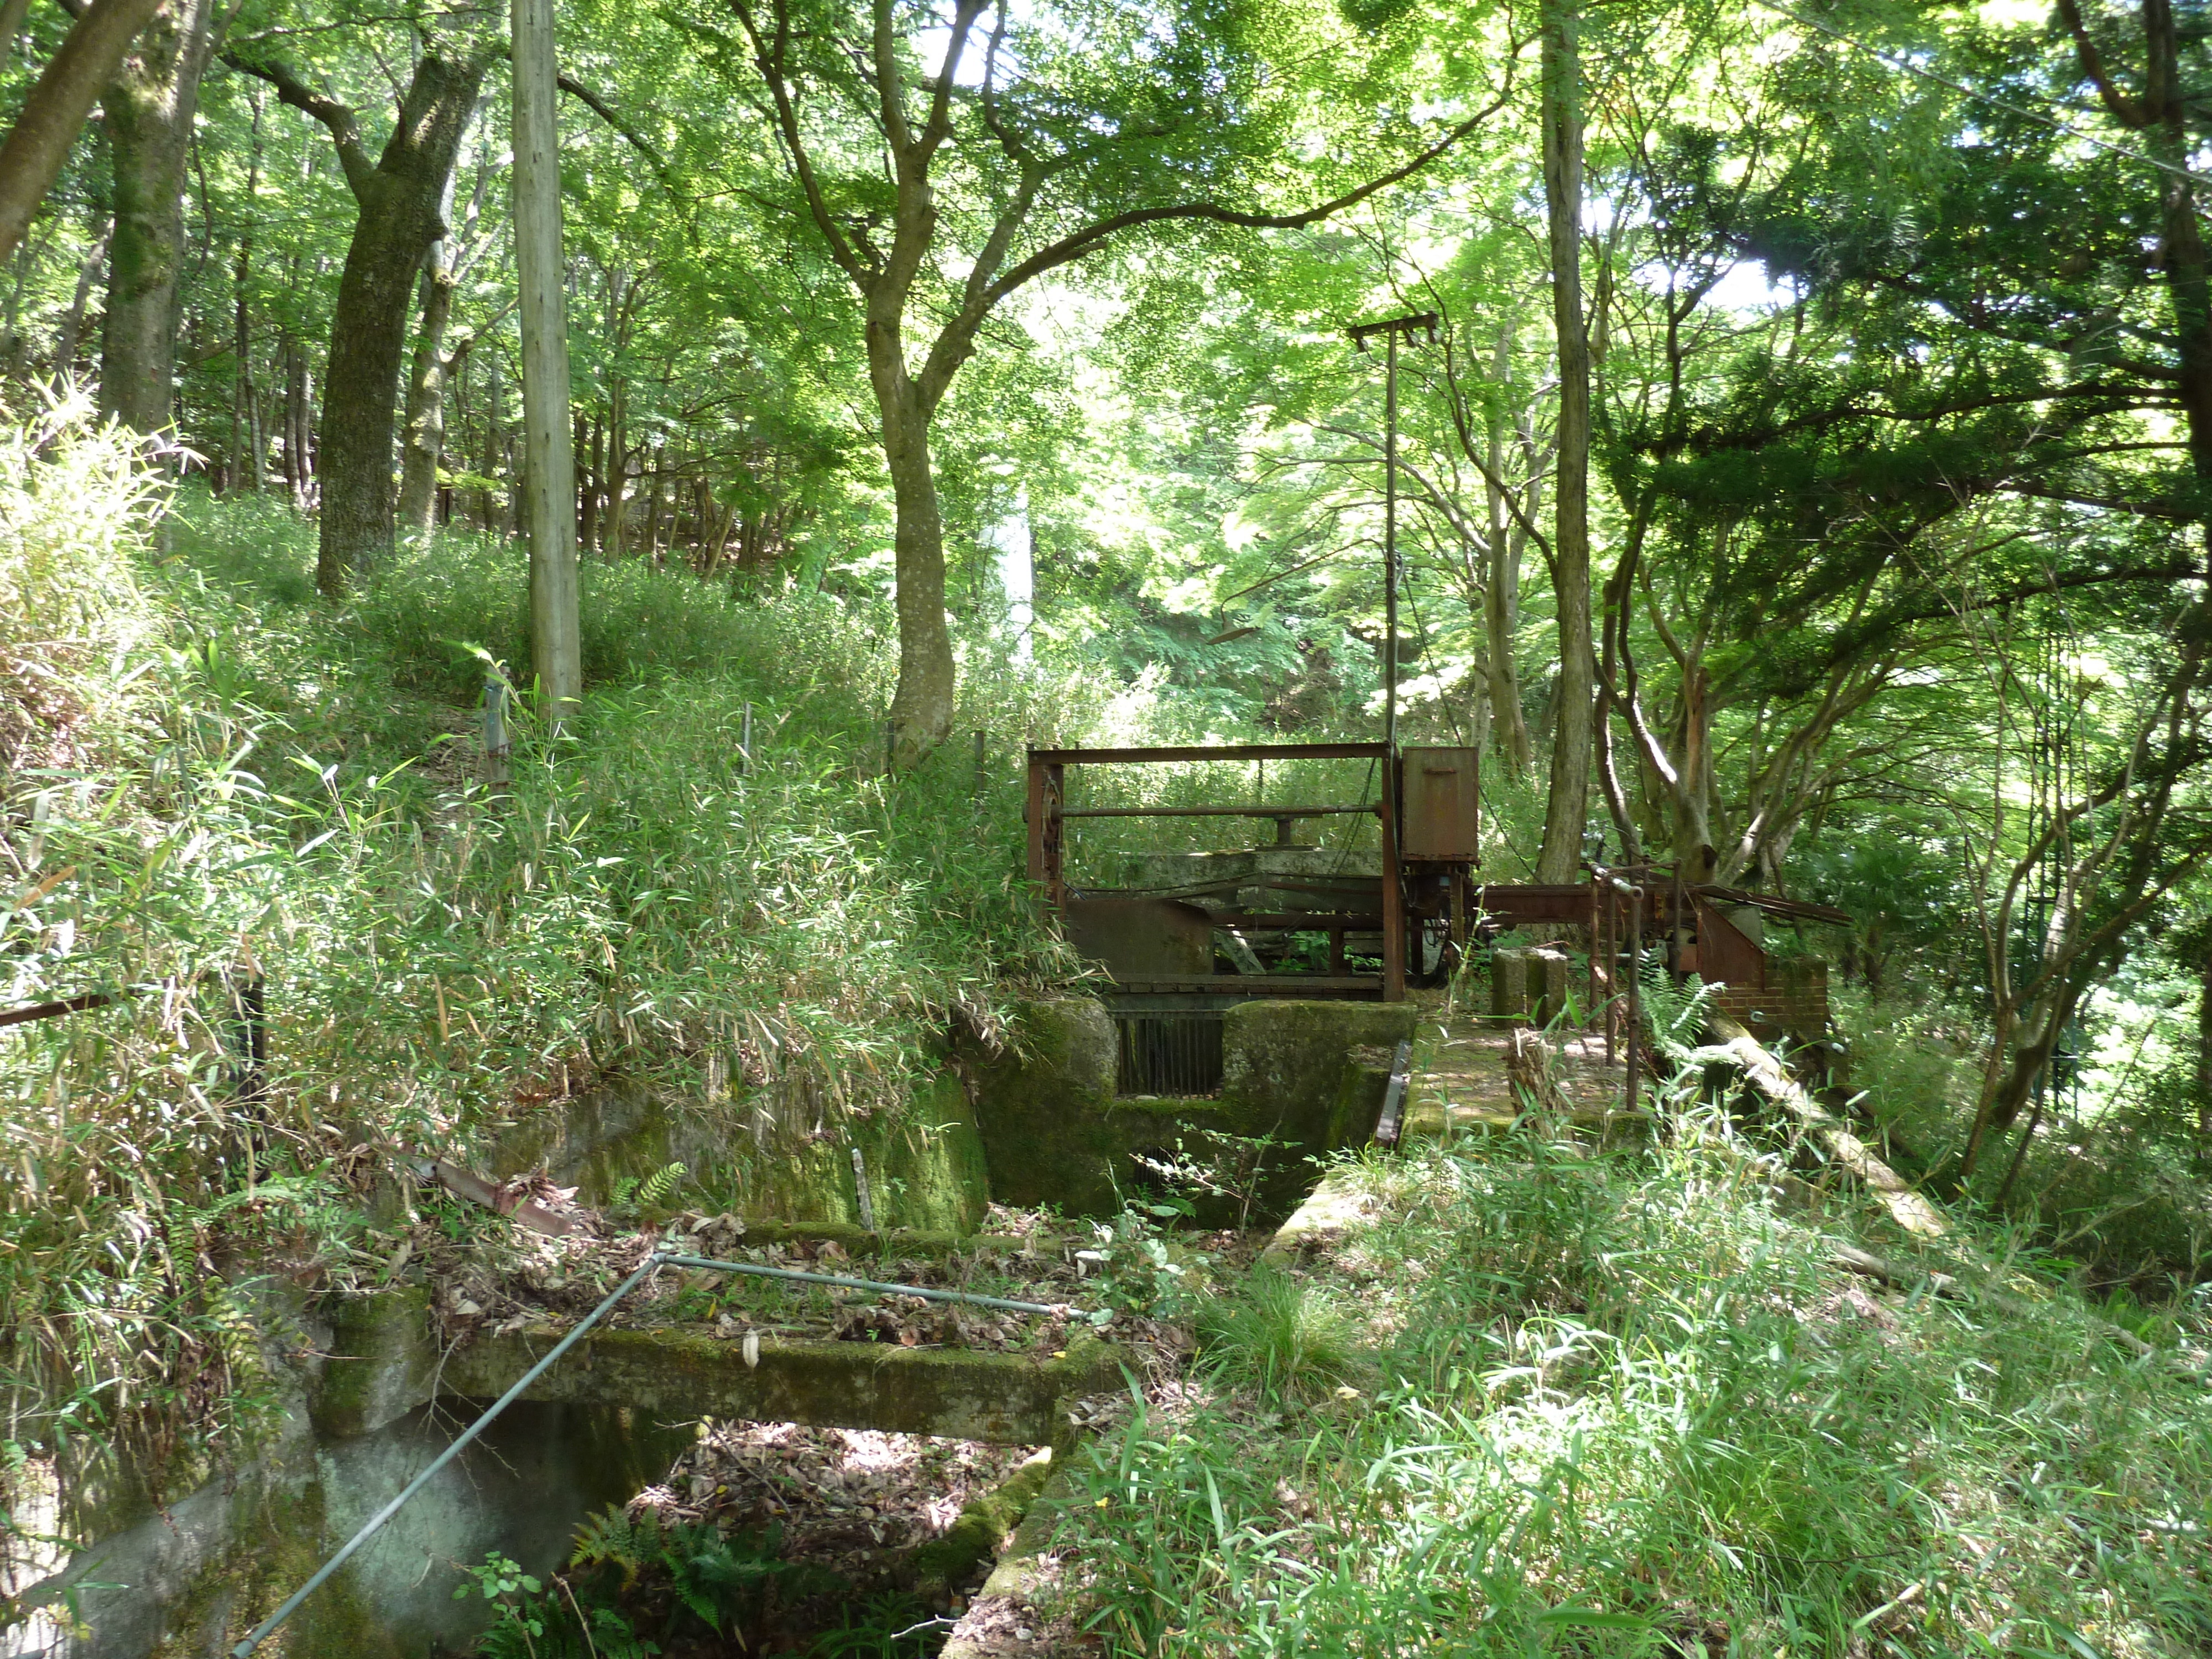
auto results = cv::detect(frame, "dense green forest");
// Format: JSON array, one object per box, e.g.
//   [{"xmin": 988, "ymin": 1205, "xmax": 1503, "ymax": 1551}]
[{"xmin": 3, "ymin": 0, "xmax": 2211, "ymax": 1653}]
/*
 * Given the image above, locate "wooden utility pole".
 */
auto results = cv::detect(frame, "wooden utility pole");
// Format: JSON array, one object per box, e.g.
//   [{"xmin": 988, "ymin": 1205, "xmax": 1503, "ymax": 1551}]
[
  {"xmin": 1535, "ymin": 0, "xmax": 1594, "ymax": 883},
  {"xmin": 512, "ymin": 0, "xmax": 581, "ymax": 720}
]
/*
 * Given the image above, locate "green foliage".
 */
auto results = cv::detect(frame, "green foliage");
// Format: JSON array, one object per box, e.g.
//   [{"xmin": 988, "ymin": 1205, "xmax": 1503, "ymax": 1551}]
[
  {"xmin": 1638, "ymin": 962, "xmax": 1721, "ymax": 1070},
  {"xmin": 0, "ymin": 420, "xmax": 1103, "ymax": 1485},
  {"xmin": 1065, "ymin": 1133, "xmax": 2212, "ymax": 1654},
  {"xmin": 1131, "ymin": 1125, "xmax": 1289, "ymax": 1230},
  {"xmin": 462, "ymin": 1507, "xmax": 847, "ymax": 1658},
  {"xmin": 609, "ymin": 1162, "xmax": 687, "ymax": 1218},
  {"xmin": 1193, "ymin": 1264, "xmax": 1361, "ymax": 1405},
  {"xmin": 1075, "ymin": 1199, "xmax": 1210, "ymax": 1320},
  {"xmin": 802, "ymin": 1593, "xmax": 946, "ymax": 1658}
]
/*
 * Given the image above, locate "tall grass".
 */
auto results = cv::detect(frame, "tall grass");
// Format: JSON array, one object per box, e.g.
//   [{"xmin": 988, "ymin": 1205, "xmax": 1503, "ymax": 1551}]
[{"xmin": 1065, "ymin": 1128, "xmax": 2212, "ymax": 1655}]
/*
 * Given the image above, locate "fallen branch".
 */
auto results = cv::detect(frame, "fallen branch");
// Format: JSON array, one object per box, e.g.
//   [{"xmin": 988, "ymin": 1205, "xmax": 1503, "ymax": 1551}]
[
  {"xmin": 1705, "ymin": 1010, "xmax": 1950, "ymax": 1239},
  {"xmin": 1706, "ymin": 1018, "xmax": 2199, "ymax": 1374}
]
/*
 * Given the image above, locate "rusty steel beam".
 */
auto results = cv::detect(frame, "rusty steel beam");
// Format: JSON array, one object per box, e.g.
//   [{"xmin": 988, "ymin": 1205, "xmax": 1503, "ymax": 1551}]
[
  {"xmin": 1059, "ymin": 803, "xmax": 1375, "ymax": 820},
  {"xmin": 1109, "ymin": 975, "xmax": 1385, "ymax": 993},
  {"xmin": 0, "ymin": 989, "xmax": 124, "ymax": 1029},
  {"xmin": 1030, "ymin": 742, "xmax": 1390, "ymax": 765},
  {"xmin": 1201, "ymin": 911, "xmax": 1386, "ymax": 930}
]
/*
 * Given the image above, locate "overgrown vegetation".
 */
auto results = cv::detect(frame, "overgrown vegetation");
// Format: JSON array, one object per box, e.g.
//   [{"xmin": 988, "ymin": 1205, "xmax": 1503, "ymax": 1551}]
[
  {"xmin": 0, "ymin": 395, "xmax": 1105, "ymax": 1508},
  {"xmin": 1062, "ymin": 1120, "xmax": 2212, "ymax": 1656}
]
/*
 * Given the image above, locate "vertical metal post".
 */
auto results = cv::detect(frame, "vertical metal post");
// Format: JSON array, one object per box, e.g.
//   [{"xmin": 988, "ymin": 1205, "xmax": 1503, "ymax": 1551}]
[
  {"xmin": 482, "ymin": 674, "xmax": 510, "ymax": 786},
  {"xmin": 1600, "ymin": 883, "xmax": 1615, "ymax": 1065},
  {"xmin": 740, "ymin": 701, "xmax": 754, "ymax": 774},
  {"xmin": 1587, "ymin": 873, "xmax": 1600, "ymax": 1025},
  {"xmin": 1024, "ymin": 750, "xmax": 1047, "ymax": 888},
  {"xmin": 1379, "ymin": 752, "xmax": 1405, "ymax": 1002},
  {"xmin": 1384, "ymin": 326, "xmax": 1399, "ymax": 753},
  {"xmin": 1025, "ymin": 753, "xmax": 1066, "ymax": 912}
]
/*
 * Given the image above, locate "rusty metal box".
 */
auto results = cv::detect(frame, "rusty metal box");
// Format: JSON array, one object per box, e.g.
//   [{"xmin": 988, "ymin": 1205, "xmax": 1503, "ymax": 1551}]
[{"xmin": 1400, "ymin": 747, "xmax": 1479, "ymax": 862}]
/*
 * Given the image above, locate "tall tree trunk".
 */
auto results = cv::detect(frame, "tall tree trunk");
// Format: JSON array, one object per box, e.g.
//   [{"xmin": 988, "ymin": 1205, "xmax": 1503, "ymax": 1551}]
[
  {"xmin": 879, "ymin": 382, "xmax": 955, "ymax": 768},
  {"xmin": 0, "ymin": 0, "xmax": 35, "ymax": 80},
  {"xmin": 481, "ymin": 345, "xmax": 502, "ymax": 532},
  {"xmin": 397, "ymin": 246, "xmax": 455, "ymax": 537},
  {"xmin": 577, "ymin": 411, "xmax": 600, "ymax": 552},
  {"xmin": 0, "ymin": 0, "xmax": 165, "ymax": 265},
  {"xmin": 55, "ymin": 216, "xmax": 112, "ymax": 373},
  {"xmin": 279, "ymin": 328, "xmax": 311, "ymax": 508},
  {"xmin": 605, "ymin": 379, "xmax": 627, "ymax": 559},
  {"xmin": 513, "ymin": 0, "xmax": 580, "ymax": 714},
  {"xmin": 1483, "ymin": 324, "xmax": 1533, "ymax": 772},
  {"xmin": 313, "ymin": 59, "xmax": 486, "ymax": 593},
  {"xmin": 228, "ymin": 90, "xmax": 259, "ymax": 491},
  {"xmin": 231, "ymin": 32, "xmax": 494, "ymax": 591},
  {"xmin": 1535, "ymin": 0, "xmax": 1593, "ymax": 881},
  {"xmin": 98, "ymin": 0, "xmax": 226, "ymax": 432}
]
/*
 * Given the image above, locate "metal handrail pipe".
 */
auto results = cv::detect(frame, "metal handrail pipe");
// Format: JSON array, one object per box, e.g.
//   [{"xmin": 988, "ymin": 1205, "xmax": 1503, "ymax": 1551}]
[
  {"xmin": 231, "ymin": 1251, "xmax": 669, "ymax": 1657},
  {"xmin": 1056, "ymin": 804, "xmax": 1374, "ymax": 820}
]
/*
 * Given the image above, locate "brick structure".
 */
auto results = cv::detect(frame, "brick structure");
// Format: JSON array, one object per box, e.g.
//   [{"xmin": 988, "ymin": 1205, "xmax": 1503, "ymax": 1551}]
[{"xmin": 1709, "ymin": 957, "xmax": 1830, "ymax": 1048}]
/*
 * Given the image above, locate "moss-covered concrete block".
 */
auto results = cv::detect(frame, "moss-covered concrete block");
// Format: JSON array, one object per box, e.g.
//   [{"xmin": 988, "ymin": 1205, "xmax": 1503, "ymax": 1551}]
[
  {"xmin": 310, "ymin": 1287, "xmax": 437, "ymax": 1441},
  {"xmin": 689, "ymin": 1071, "xmax": 993, "ymax": 1234},
  {"xmin": 439, "ymin": 1323, "xmax": 1121, "ymax": 1448},
  {"xmin": 910, "ymin": 1448, "xmax": 1055, "ymax": 1597},
  {"xmin": 967, "ymin": 998, "xmax": 1126, "ymax": 1215},
  {"xmin": 1219, "ymin": 1000, "xmax": 1416, "ymax": 1213},
  {"xmin": 968, "ymin": 997, "xmax": 1417, "ymax": 1221}
]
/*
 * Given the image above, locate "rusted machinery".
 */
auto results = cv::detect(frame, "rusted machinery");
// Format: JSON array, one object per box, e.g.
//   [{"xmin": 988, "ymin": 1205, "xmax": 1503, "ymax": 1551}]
[
  {"xmin": 1024, "ymin": 742, "xmax": 1846, "ymax": 1093},
  {"xmin": 1025, "ymin": 742, "xmax": 1481, "ymax": 1004}
]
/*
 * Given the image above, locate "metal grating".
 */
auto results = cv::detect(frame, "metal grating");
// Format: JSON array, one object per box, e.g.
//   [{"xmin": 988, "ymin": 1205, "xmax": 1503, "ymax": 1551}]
[{"xmin": 1114, "ymin": 1011, "xmax": 1225, "ymax": 1097}]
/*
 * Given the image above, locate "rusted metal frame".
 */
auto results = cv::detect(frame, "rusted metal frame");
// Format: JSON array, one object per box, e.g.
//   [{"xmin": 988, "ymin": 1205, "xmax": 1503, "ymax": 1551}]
[
  {"xmin": 1599, "ymin": 879, "xmax": 1616, "ymax": 1064},
  {"xmin": 1024, "ymin": 757, "xmax": 1067, "ymax": 909},
  {"xmin": 1587, "ymin": 875, "xmax": 1601, "ymax": 1026},
  {"xmin": 1688, "ymin": 884, "xmax": 1850, "ymax": 925},
  {"xmin": 1373, "ymin": 1037, "xmax": 1414, "ymax": 1147},
  {"xmin": 1378, "ymin": 752, "xmax": 1405, "ymax": 1001},
  {"xmin": 1203, "ymin": 911, "xmax": 1385, "ymax": 930},
  {"xmin": 1112, "ymin": 975, "xmax": 1385, "ymax": 993},
  {"xmin": 1058, "ymin": 803, "xmax": 1374, "ymax": 820},
  {"xmin": 1029, "ymin": 742, "xmax": 1390, "ymax": 765}
]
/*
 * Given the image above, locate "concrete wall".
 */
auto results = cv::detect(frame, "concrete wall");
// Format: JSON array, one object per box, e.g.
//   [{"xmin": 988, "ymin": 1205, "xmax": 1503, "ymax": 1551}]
[
  {"xmin": 966, "ymin": 996, "xmax": 1414, "ymax": 1220},
  {"xmin": 490, "ymin": 1070, "xmax": 992, "ymax": 1235},
  {"xmin": 8, "ymin": 1287, "xmax": 688, "ymax": 1659},
  {"xmin": 9, "ymin": 1286, "xmax": 1114, "ymax": 1659}
]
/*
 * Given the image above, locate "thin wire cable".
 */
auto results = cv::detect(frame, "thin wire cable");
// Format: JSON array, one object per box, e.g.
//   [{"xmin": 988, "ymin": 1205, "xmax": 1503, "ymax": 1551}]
[{"xmin": 1745, "ymin": 0, "xmax": 2212, "ymax": 192}]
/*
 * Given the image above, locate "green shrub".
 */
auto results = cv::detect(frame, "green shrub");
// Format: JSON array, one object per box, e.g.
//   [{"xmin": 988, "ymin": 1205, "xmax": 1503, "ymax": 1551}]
[{"xmin": 1194, "ymin": 1264, "xmax": 1362, "ymax": 1404}]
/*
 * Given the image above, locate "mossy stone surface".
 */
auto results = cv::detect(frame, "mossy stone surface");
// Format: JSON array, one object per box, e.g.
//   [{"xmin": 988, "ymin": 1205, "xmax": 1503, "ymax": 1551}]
[
  {"xmin": 966, "ymin": 998, "xmax": 1126, "ymax": 1215},
  {"xmin": 909, "ymin": 1448, "xmax": 1055, "ymax": 1595},
  {"xmin": 692, "ymin": 1071, "xmax": 990, "ymax": 1233},
  {"xmin": 439, "ymin": 1319, "xmax": 1117, "ymax": 1447},
  {"xmin": 486, "ymin": 1067, "xmax": 992, "ymax": 1234},
  {"xmin": 968, "ymin": 997, "xmax": 1416, "ymax": 1220},
  {"xmin": 310, "ymin": 1286, "xmax": 436, "ymax": 1441}
]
